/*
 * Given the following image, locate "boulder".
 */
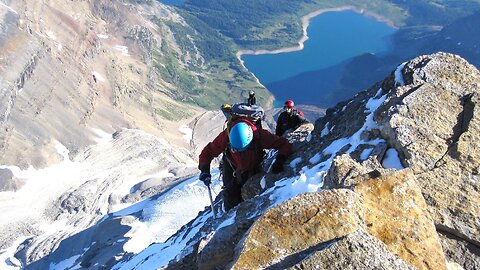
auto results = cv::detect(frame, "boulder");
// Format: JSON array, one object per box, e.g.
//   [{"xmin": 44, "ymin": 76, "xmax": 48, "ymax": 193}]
[
  {"xmin": 230, "ymin": 189, "xmax": 364, "ymax": 269},
  {"xmin": 0, "ymin": 168, "xmax": 24, "ymax": 191},
  {"xmin": 323, "ymin": 154, "xmax": 385, "ymax": 189},
  {"xmin": 284, "ymin": 230, "xmax": 415, "ymax": 270},
  {"xmin": 354, "ymin": 169, "xmax": 447, "ymax": 270}
]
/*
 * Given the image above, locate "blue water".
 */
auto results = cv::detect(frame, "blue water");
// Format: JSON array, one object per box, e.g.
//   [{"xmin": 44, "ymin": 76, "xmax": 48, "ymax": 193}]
[
  {"xmin": 159, "ymin": 0, "xmax": 184, "ymax": 6},
  {"xmin": 242, "ymin": 10, "xmax": 396, "ymax": 108}
]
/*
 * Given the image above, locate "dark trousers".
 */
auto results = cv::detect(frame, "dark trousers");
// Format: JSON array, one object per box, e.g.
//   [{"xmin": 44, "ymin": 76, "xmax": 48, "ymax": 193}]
[
  {"xmin": 221, "ymin": 155, "xmax": 263, "ymax": 211},
  {"xmin": 222, "ymin": 155, "xmax": 244, "ymax": 211}
]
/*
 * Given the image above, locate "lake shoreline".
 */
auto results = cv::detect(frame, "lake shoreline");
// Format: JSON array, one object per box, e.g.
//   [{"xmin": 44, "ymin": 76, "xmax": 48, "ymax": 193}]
[{"xmin": 236, "ymin": 5, "xmax": 396, "ymax": 64}]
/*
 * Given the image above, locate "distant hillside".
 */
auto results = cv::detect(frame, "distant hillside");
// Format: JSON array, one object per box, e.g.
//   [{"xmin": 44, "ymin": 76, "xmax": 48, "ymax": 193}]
[
  {"xmin": 425, "ymin": 10, "xmax": 480, "ymax": 66},
  {"xmin": 179, "ymin": 0, "xmax": 405, "ymax": 51},
  {"xmin": 342, "ymin": 9, "xmax": 480, "ymax": 96},
  {"xmin": 179, "ymin": 0, "xmax": 480, "ymax": 51},
  {"xmin": 0, "ymin": 1, "xmax": 264, "ymax": 168}
]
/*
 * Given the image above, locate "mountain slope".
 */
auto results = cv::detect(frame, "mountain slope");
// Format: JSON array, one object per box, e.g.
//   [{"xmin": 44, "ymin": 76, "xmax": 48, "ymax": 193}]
[
  {"xmin": 0, "ymin": 0, "xmax": 262, "ymax": 169},
  {"xmin": 107, "ymin": 53, "xmax": 479, "ymax": 270}
]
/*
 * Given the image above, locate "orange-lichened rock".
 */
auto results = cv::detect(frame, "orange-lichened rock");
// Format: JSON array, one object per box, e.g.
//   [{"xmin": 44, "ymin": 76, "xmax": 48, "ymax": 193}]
[
  {"xmin": 230, "ymin": 189, "xmax": 364, "ymax": 269},
  {"xmin": 354, "ymin": 169, "xmax": 447, "ymax": 270}
]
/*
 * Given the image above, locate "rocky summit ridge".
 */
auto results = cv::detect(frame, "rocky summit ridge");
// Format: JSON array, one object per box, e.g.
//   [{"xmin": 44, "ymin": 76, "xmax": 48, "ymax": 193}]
[{"xmin": 113, "ymin": 52, "xmax": 478, "ymax": 270}]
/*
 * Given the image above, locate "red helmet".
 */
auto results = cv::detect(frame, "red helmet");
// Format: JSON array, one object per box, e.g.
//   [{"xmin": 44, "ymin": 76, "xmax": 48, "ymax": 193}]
[{"xmin": 284, "ymin": 100, "xmax": 294, "ymax": 108}]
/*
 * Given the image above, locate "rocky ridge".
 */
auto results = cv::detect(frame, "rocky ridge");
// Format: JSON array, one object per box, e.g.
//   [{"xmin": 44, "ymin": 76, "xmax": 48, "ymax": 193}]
[{"xmin": 117, "ymin": 52, "xmax": 479, "ymax": 270}]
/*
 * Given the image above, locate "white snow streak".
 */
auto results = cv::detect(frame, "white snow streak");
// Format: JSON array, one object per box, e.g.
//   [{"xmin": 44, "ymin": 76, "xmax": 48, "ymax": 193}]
[
  {"xmin": 382, "ymin": 148, "xmax": 404, "ymax": 170},
  {"xmin": 46, "ymin": 31, "xmax": 57, "ymax": 40},
  {"xmin": 114, "ymin": 210, "xmax": 211, "ymax": 270},
  {"xmin": 289, "ymin": 157, "xmax": 302, "ymax": 169},
  {"xmin": 121, "ymin": 173, "xmax": 221, "ymax": 253},
  {"xmin": 320, "ymin": 122, "xmax": 330, "ymax": 137},
  {"xmin": 114, "ymin": 45, "xmax": 130, "ymax": 56},
  {"xmin": 54, "ymin": 142, "xmax": 70, "ymax": 162},
  {"xmin": 0, "ymin": 3, "xmax": 18, "ymax": 14},
  {"xmin": 360, "ymin": 148, "xmax": 374, "ymax": 161},
  {"xmin": 91, "ymin": 71, "xmax": 105, "ymax": 82},
  {"xmin": 0, "ymin": 158, "xmax": 87, "ymax": 230},
  {"xmin": 49, "ymin": 255, "xmax": 81, "ymax": 270},
  {"xmin": 91, "ymin": 128, "xmax": 112, "ymax": 144},
  {"xmin": 178, "ymin": 125, "xmax": 193, "ymax": 144},
  {"xmin": 0, "ymin": 236, "xmax": 30, "ymax": 269},
  {"xmin": 395, "ymin": 62, "xmax": 407, "ymax": 86}
]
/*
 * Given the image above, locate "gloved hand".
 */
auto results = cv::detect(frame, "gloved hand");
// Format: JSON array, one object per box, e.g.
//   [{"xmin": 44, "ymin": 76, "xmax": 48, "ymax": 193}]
[
  {"xmin": 271, "ymin": 155, "xmax": 286, "ymax": 174},
  {"xmin": 199, "ymin": 163, "xmax": 211, "ymax": 185},
  {"xmin": 200, "ymin": 172, "xmax": 212, "ymax": 186}
]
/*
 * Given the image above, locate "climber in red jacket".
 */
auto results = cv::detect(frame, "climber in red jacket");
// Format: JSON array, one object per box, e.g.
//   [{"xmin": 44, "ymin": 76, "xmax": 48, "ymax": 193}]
[{"xmin": 198, "ymin": 118, "xmax": 292, "ymax": 210}]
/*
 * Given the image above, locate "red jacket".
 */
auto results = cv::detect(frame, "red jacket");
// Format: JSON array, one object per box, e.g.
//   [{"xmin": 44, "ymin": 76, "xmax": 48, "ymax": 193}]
[{"xmin": 199, "ymin": 120, "xmax": 292, "ymax": 172}]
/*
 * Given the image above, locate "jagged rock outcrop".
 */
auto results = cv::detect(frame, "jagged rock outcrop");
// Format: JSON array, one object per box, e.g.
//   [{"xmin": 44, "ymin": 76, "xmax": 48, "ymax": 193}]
[
  {"xmin": 0, "ymin": 167, "xmax": 23, "ymax": 191},
  {"xmin": 375, "ymin": 53, "xmax": 480, "ymax": 268},
  {"xmin": 292, "ymin": 52, "xmax": 479, "ymax": 269},
  {"xmin": 323, "ymin": 153, "xmax": 388, "ymax": 189}
]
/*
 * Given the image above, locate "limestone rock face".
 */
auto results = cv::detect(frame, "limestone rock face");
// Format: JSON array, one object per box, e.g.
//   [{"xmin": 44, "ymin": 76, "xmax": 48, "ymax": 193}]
[
  {"xmin": 230, "ymin": 190, "xmax": 364, "ymax": 269},
  {"xmin": 375, "ymin": 53, "xmax": 480, "ymax": 259},
  {"xmin": 284, "ymin": 231, "xmax": 415, "ymax": 270},
  {"xmin": 354, "ymin": 169, "xmax": 447, "ymax": 270},
  {"xmin": 0, "ymin": 168, "xmax": 24, "ymax": 191},
  {"xmin": 376, "ymin": 53, "xmax": 480, "ymax": 174},
  {"xmin": 323, "ymin": 154, "xmax": 389, "ymax": 189}
]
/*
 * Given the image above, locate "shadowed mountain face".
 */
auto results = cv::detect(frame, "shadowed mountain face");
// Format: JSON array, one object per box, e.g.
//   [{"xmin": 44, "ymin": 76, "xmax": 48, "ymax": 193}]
[{"xmin": 426, "ymin": 10, "xmax": 480, "ymax": 66}]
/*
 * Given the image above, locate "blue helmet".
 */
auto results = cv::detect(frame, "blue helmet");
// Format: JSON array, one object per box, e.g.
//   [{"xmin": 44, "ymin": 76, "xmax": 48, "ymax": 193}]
[{"xmin": 229, "ymin": 122, "xmax": 253, "ymax": 152}]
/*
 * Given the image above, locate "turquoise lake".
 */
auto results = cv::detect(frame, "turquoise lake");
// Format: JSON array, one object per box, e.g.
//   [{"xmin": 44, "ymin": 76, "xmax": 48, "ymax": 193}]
[
  {"xmin": 159, "ymin": 0, "xmax": 184, "ymax": 5},
  {"xmin": 242, "ymin": 10, "xmax": 396, "ymax": 108}
]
